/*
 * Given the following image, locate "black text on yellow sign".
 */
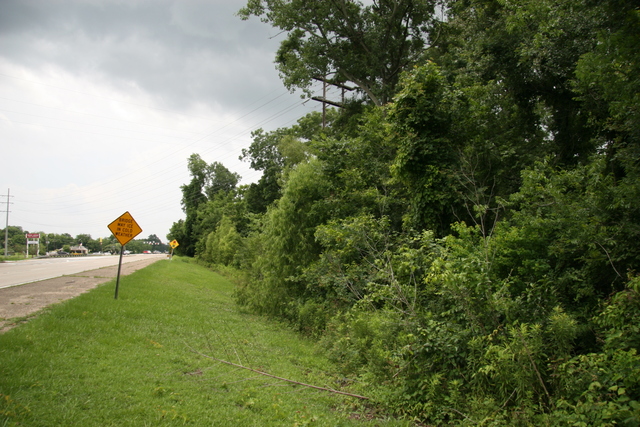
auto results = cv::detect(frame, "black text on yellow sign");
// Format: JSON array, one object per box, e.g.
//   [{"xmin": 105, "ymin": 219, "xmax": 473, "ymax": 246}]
[{"xmin": 108, "ymin": 211, "xmax": 142, "ymax": 246}]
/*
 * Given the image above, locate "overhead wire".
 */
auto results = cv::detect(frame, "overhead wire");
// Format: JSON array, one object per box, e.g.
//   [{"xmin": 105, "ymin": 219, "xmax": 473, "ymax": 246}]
[
  {"xmin": 4, "ymin": 77, "xmax": 313, "ymax": 206},
  {"xmin": 5, "ymin": 74, "xmax": 328, "ymax": 237},
  {"xmin": 10, "ymin": 93, "xmax": 312, "ymax": 211}
]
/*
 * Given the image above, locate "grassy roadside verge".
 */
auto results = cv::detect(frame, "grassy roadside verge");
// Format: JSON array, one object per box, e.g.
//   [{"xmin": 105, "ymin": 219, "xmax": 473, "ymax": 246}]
[
  {"xmin": 0, "ymin": 258, "xmax": 407, "ymax": 426},
  {"xmin": 0, "ymin": 255, "xmax": 26, "ymax": 262}
]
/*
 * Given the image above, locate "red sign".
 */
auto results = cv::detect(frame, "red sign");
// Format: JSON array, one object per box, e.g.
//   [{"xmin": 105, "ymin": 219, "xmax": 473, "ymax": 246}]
[{"xmin": 26, "ymin": 233, "xmax": 40, "ymax": 239}]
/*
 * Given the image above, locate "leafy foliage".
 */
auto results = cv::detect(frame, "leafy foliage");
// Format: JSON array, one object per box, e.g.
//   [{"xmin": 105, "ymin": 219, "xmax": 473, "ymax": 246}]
[
  {"xmin": 170, "ymin": 1, "xmax": 640, "ymax": 423},
  {"xmin": 236, "ymin": 158, "xmax": 332, "ymax": 318},
  {"xmin": 238, "ymin": 0, "xmax": 439, "ymax": 105}
]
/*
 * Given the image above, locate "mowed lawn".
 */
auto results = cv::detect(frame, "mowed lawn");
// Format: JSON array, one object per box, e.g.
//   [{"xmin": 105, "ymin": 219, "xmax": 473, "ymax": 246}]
[{"xmin": 0, "ymin": 258, "xmax": 406, "ymax": 426}]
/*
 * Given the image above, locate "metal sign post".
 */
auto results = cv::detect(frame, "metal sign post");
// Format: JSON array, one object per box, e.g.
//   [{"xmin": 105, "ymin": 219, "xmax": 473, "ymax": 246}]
[
  {"xmin": 115, "ymin": 245, "xmax": 124, "ymax": 299},
  {"xmin": 107, "ymin": 212, "xmax": 142, "ymax": 299}
]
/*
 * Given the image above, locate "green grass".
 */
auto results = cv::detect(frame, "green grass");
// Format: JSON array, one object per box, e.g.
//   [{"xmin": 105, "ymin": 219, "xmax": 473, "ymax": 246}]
[
  {"xmin": 0, "ymin": 258, "xmax": 408, "ymax": 426},
  {"xmin": 0, "ymin": 254, "xmax": 26, "ymax": 262}
]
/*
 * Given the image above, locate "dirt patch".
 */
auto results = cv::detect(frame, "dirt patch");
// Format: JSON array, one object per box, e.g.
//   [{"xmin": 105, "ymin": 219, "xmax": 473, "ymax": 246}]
[{"xmin": 0, "ymin": 257, "xmax": 164, "ymax": 333}]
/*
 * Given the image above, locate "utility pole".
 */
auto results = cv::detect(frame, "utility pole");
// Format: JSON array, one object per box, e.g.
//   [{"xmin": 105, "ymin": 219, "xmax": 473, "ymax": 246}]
[
  {"xmin": 1, "ymin": 188, "xmax": 13, "ymax": 257},
  {"xmin": 311, "ymin": 76, "xmax": 355, "ymax": 128}
]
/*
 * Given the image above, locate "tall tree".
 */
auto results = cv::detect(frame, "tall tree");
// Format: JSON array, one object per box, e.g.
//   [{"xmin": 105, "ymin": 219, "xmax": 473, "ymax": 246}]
[
  {"xmin": 240, "ymin": 158, "xmax": 332, "ymax": 316},
  {"xmin": 572, "ymin": 0, "xmax": 640, "ymax": 281},
  {"xmin": 573, "ymin": 0, "xmax": 640, "ymax": 175},
  {"xmin": 434, "ymin": 0, "xmax": 603, "ymax": 165},
  {"xmin": 146, "ymin": 234, "xmax": 162, "ymax": 244},
  {"xmin": 205, "ymin": 162, "xmax": 240, "ymax": 200},
  {"xmin": 179, "ymin": 154, "xmax": 209, "ymax": 256},
  {"xmin": 175, "ymin": 155, "xmax": 243, "ymax": 257},
  {"xmin": 388, "ymin": 61, "xmax": 462, "ymax": 234},
  {"xmin": 238, "ymin": 0, "xmax": 440, "ymax": 106},
  {"xmin": 167, "ymin": 219, "xmax": 187, "ymax": 256},
  {"xmin": 240, "ymin": 117, "xmax": 316, "ymax": 214}
]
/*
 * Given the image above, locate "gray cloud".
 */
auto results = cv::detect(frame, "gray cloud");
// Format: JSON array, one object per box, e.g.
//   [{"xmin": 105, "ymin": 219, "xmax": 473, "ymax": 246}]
[
  {"xmin": 0, "ymin": 0, "xmax": 286, "ymax": 111},
  {"xmin": 0, "ymin": 0, "xmax": 319, "ymax": 240}
]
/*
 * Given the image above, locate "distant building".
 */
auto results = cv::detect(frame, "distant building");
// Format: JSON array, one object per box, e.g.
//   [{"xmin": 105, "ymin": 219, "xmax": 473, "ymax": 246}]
[{"xmin": 70, "ymin": 244, "xmax": 89, "ymax": 255}]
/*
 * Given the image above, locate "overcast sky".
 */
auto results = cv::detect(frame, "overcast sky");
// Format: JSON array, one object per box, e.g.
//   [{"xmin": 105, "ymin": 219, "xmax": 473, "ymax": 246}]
[{"xmin": 0, "ymin": 0, "xmax": 334, "ymax": 244}]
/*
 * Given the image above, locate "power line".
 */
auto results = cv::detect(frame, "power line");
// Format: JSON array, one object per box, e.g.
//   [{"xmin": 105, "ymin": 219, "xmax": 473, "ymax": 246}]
[{"xmin": 0, "ymin": 73, "xmax": 327, "ymax": 239}]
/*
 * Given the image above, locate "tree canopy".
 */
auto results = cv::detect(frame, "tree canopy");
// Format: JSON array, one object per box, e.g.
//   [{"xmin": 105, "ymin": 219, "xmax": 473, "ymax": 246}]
[
  {"xmin": 238, "ymin": 0, "xmax": 440, "ymax": 105},
  {"xmin": 170, "ymin": 1, "xmax": 640, "ymax": 423}
]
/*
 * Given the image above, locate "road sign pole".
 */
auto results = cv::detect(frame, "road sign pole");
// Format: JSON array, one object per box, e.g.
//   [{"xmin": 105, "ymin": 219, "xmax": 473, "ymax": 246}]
[
  {"xmin": 114, "ymin": 246, "xmax": 124, "ymax": 299},
  {"xmin": 107, "ymin": 211, "xmax": 142, "ymax": 300}
]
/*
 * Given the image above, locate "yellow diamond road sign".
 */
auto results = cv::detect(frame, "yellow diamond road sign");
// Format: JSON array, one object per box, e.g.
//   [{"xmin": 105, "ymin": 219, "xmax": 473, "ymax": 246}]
[
  {"xmin": 170, "ymin": 239, "xmax": 179, "ymax": 249},
  {"xmin": 108, "ymin": 211, "xmax": 142, "ymax": 246}
]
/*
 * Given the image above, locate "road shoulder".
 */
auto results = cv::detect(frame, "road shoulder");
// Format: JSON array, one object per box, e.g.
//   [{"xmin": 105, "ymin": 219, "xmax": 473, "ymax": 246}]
[{"xmin": 0, "ymin": 257, "xmax": 164, "ymax": 333}]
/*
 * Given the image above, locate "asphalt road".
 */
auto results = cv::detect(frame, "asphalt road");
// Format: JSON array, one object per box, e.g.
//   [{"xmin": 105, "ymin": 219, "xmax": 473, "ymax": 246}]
[{"xmin": 0, "ymin": 254, "xmax": 166, "ymax": 289}]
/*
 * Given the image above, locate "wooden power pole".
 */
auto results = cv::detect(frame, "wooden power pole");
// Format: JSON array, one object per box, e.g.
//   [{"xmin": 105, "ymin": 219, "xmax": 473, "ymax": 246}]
[
  {"xmin": 2, "ymin": 189, "xmax": 13, "ymax": 257},
  {"xmin": 311, "ymin": 76, "xmax": 355, "ymax": 127}
]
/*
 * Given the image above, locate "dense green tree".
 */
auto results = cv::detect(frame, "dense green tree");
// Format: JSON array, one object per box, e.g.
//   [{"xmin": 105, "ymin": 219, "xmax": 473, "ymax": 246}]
[
  {"xmin": 201, "ymin": 215, "xmax": 243, "ymax": 267},
  {"xmin": 244, "ymin": 171, "xmax": 280, "ymax": 215},
  {"xmin": 238, "ymin": 158, "xmax": 332, "ymax": 317},
  {"xmin": 101, "ymin": 235, "xmax": 121, "ymax": 254},
  {"xmin": 176, "ymin": 154, "xmax": 241, "ymax": 257},
  {"xmin": 179, "ymin": 154, "xmax": 209, "ymax": 256},
  {"xmin": 140, "ymin": 234, "xmax": 166, "ymax": 252},
  {"xmin": 312, "ymin": 105, "xmax": 405, "ymax": 226},
  {"xmin": 433, "ymin": 0, "xmax": 603, "ymax": 165},
  {"xmin": 205, "ymin": 162, "xmax": 240, "ymax": 199},
  {"xmin": 240, "ymin": 117, "xmax": 317, "ymax": 214},
  {"xmin": 167, "ymin": 219, "xmax": 187, "ymax": 255},
  {"xmin": 240, "ymin": 128, "xmax": 288, "ymax": 214},
  {"xmin": 168, "ymin": 1, "xmax": 640, "ymax": 423},
  {"xmin": 193, "ymin": 190, "xmax": 249, "ymax": 257},
  {"xmin": 42, "ymin": 232, "xmax": 74, "ymax": 252},
  {"xmin": 74, "ymin": 234, "xmax": 92, "ymax": 245},
  {"xmin": 573, "ymin": 0, "xmax": 640, "ymax": 178},
  {"xmin": 124, "ymin": 239, "xmax": 145, "ymax": 254},
  {"xmin": 1, "ymin": 226, "xmax": 25, "ymax": 255},
  {"xmin": 146, "ymin": 234, "xmax": 161, "ymax": 244},
  {"xmin": 387, "ymin": 61, "xmax": 462, "ymax": 234},
  {"xmin": 239, "ymin": 0, "xmax": 440, "ymax": 106}
]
